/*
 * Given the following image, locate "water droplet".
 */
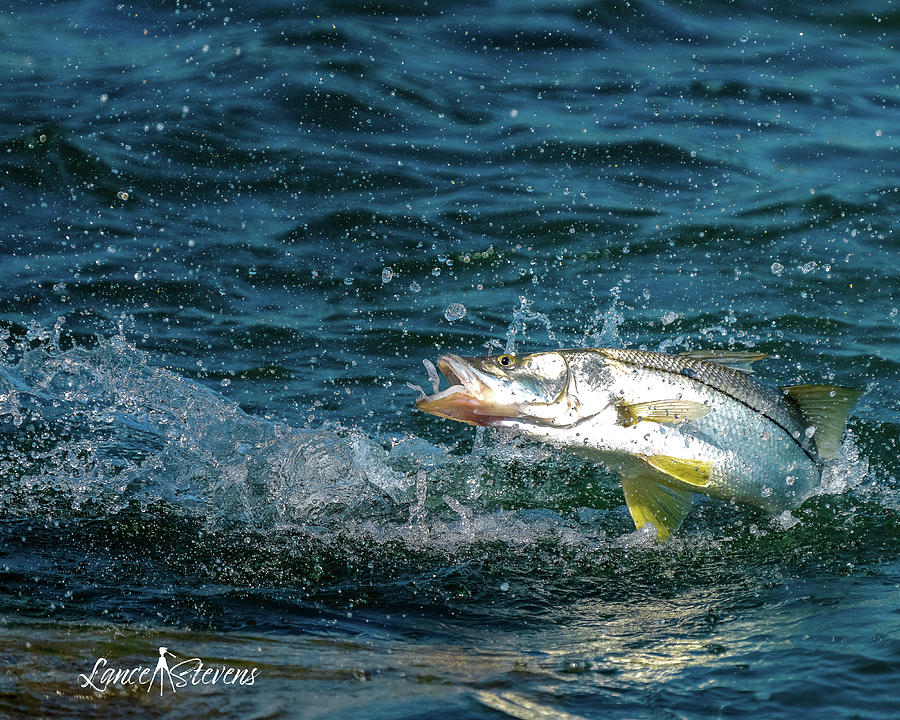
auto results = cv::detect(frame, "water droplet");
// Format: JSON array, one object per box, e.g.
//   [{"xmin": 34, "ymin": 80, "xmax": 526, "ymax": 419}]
[
  {"xmin": 381, "ymin": 267, "xmax": 394, "ymax": 283},
  {"xmin": 116, "ymin": 191, "xmax": 129, "ymax": 201},
  {"xmin": 770, "ymin": 261, "xmax": 784, "ymax": 277},
  {"xmin": 499, "ymin": 582, "xmax": 509, "ymax": 592},
  {"xmin": 409, "ymin": 281, "xmax": 421, "ymax": 293},
  {"xmin": 805, "ymin": 426, "xmax": 816, "ymax": 438},
  {"xmin": 777, "ymin": 510, "xmax": 799, "ymax": 529},
  {"xmin": 661, "ymin": 310, "xmax": 678, "ymax": 326},
  {"xmin": 739, "ymin": 35, "xmax": 749, "ymax": 43},
  {"xmin": 444, "ymin": 302, "xmax": 466, "ymax": 322}
]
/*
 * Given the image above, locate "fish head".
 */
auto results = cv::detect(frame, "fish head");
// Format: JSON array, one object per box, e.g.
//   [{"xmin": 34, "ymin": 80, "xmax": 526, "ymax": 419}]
[{"xmin": 415, "ymin": 351, "xmax": 588, "ymax": 428}]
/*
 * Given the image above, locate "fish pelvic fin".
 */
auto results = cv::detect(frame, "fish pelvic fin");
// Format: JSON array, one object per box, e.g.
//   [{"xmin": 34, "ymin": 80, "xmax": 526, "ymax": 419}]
[
  {"xmin": 618, "ymin": 398, "xmax": 710, "ymax": 427},
  {"xmin": 679, "ymin": 350, "xmax": 768, "ymax": 373},
  {"xmin": 620, "ymin": 473, "xmax": 694, "ymax": 541},
  {"xmin": 782, "ymin": 384, "xmax": 864, "ymax": 461},
  {"xmin": 642, "ymin": 454, "xmax": 713, "ymax": 488}
]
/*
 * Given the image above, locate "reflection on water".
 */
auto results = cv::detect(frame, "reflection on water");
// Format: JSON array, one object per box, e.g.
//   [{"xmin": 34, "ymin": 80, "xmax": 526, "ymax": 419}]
[{"xmin": 4, "ymin": 563, "xmax": 898, "ymax": 718}]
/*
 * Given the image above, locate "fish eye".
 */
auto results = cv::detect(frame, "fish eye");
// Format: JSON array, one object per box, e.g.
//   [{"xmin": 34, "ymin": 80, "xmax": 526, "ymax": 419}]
[{"xmin": 497, "ymin": 354, "xmax": 515, "ymax": 368}]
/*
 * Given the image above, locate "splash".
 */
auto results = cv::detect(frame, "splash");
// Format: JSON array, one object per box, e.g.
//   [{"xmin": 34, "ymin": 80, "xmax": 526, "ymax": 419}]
[
  {"xmin": 0, "ymin": 324, "xmax": 617, "ymax": 557},
  {"xmin": 590, "ymin": 285, "xmax": 626, "ymax": 347},
  {"xmin": 502, "ymin": 296, "xmax": 558, "ymax": 354},
  {"xmin": 812, "ymin": 431, "xmax": 870, "ymax": 498},
  {"xmin": 0, "ymin": 326, "xmax": 414, "ymax": 526},
  {"xmin": 0, "ymin": 320, "xmax": 886, "ymax": 582}
]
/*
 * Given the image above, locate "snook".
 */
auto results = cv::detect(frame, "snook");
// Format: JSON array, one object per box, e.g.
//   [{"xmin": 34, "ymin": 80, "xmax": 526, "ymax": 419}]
[{"xmin": 414, "ymin": 348, "xmax": 862, "ymax": 540}]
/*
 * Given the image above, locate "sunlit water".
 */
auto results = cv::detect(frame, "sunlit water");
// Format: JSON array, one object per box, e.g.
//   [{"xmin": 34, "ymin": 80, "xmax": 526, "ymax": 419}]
[{"xmin": 1, "ymin": 1, "xmax": 898, "ymax": 718}]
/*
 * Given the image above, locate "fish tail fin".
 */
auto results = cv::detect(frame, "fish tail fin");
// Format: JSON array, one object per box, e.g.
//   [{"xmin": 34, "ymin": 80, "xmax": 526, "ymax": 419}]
[
  {"xmin": 620, "ymin": 474, "xmax": 693, "ymax": 541},
  {"xmin": 782, "ymin": 384, "xmax": 864, "ymax": 461}
]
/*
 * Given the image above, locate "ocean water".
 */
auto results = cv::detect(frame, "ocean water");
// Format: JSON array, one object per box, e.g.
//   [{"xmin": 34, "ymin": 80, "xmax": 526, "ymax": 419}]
[{"xmin": 1, "ymin": 0, "xmax": 898, "ymax": 717}]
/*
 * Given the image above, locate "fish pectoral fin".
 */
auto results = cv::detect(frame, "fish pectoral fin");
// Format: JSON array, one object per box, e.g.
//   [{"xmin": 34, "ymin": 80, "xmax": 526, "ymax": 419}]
[
  {"xmin": 782, "ymin": 384, "xmax": 864, "ymax": 461},
  {"xmin": 642, "ymin": 454, "xmax": 713, "ymax": 488},
  {"xmin": 679, "ymin": 350, "xmax": 768, "ymax": 374},
  {"xmin": 620, "ymin": 474, "xmax": 693, "ymax": 541},
  {"xmin": 619, "ymin": 399, "xmax": 710, "ymax": 426}
]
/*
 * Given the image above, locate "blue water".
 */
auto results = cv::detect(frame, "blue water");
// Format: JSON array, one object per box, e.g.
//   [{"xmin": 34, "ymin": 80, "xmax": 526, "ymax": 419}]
[{"xmin": 1, "ymin": 0, "xmax": 898, "ymax": 717}]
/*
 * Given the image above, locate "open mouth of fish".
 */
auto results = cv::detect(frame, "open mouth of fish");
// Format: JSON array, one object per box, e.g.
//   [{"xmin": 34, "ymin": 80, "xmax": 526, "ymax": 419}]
[{"xmin": 413, "ymin": 355, "xmax": 512, "ymax": 427}]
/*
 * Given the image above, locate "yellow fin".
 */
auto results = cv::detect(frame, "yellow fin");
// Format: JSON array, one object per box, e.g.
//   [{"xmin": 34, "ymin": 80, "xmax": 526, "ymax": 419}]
[
  {"xmin": 679, "ymin": 350, "xmax": 768, "ymax": 373},
  {"xmin": 642, "ymin": 454, "xmax": 713, "ymax": 488},
  {"xmin": 782, "ymin": 384, "xmax": 863, "ymax": 461},
  {"xmin": 620, "ymin": 398, "xmax": 710, "ymax": 426},
  {"xmin": 620, "ymin": 474, "xmax": 693, "ymax": 541}
]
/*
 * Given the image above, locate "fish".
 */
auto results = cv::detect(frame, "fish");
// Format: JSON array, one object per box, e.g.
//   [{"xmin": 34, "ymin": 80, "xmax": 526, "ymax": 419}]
[{"xmin": 414, "ymin": 348, "xmax": 863, "ymax": 540}]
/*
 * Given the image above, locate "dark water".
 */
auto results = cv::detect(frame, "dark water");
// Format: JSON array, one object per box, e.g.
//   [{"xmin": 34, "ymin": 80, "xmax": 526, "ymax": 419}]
[{"xmin": 1, "ymin": 0, "xmax": 899, "ymax": 717}]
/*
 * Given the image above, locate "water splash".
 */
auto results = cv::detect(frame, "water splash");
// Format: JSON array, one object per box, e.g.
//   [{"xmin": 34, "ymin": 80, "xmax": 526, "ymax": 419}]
[
  {"xmin": 0, "ymin": 321, "xmax": 888, "ymax": 589},
  {"xmin": 582, "ymin": 286, "xmax": 625, "ymax": 348},
  {"xmin": 814, "ymin": 431, "xmax": 870, "ymax": 498},
  {"xmin": 0, "ymin": 329, "xmax": 414, "ymax": 526},
  {"xmin": 503, "ymin": 296, "xmax": 558, "ymax": 353}
]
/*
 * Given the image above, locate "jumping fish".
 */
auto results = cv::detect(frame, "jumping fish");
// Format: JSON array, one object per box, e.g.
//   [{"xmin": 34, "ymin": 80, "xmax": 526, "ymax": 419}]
[{"xmin": 414, "ymin": 349, "xmax": 862, "ymax": 539}]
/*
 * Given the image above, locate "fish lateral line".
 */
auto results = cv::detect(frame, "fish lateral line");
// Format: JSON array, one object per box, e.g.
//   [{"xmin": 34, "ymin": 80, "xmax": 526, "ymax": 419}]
[{"xmin": 599, "ymin": 349, "xmax": 820, "ymax": 464}]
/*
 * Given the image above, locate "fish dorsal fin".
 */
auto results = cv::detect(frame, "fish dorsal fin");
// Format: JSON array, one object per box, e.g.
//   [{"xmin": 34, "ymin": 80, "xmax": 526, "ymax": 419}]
[
  {"xmin": 619, "ymin": 399, "xmax": 710, "ymax": 426},
  {"xmin": 679, "ymin": 350, "xmax": 768, "ymax": 374},
  {"xmin": 642, "ymin": 454, "xmax": 713, "ymax": 488},
  {"xmin": 782, "ymin": 384, "xmax": 863, "ymax": 461},
  {"xmin": 620, "ymin": 474, "xmax": 693, "ymax": 541}
]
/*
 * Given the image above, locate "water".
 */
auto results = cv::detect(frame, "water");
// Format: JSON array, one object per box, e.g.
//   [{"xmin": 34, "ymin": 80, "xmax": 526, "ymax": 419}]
[{"xmin": 1, "ymin": 0, "xmax": 898, "ymax": 717}]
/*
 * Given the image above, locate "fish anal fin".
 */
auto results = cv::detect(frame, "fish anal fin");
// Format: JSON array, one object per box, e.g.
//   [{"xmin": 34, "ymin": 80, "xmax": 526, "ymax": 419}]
[
  {"xmin": 642, "ymin": 454, "xmax": 713, "ymax": 488},
  {"xmin": 620, "ymin": 474, "xmax": 693, "ymax": 541},
  {"xmin": 782, "ymin": 384, "xmax": 863, "ymax": 461},
  {"xmin": 679, "ymin": 350, "xmax": 768, "ymax": 373},
  {"xmin": 619, "ymin": 398, "xmax": 710, "ymax": 427}
]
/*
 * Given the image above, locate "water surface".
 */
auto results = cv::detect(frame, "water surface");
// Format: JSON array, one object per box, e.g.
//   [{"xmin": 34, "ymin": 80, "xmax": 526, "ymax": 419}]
[{"xmin": 1, "ymin": 0, "xmax": 898, "ymax": 718}]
